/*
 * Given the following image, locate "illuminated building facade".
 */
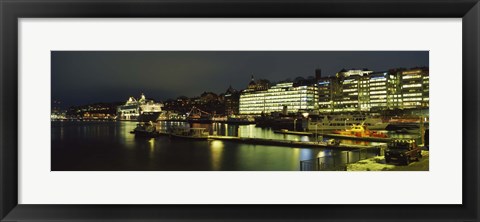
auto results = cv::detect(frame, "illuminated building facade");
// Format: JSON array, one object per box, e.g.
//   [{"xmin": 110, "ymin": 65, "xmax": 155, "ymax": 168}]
[
  {"xmin": 239, "ymin": 81, "xmax": 318, "ymax": 115},
  {"xmin": 318, "ymin": 77, "xmax": 337, "ymax": 113},
  {"xmin": 368, "ymin": 71, "xmax": 401, "ymax": 111},
  {"xmin": 400, "ymin": 68, "xmax": 429, "ymax": 108},
  {"xmin": 318, "ymin": 68, "xmax": 429, "ymax": 113},
  {"xmin": 239, "ymin": 68, "xmax": 428, "ymax": 115},
  {"xmin": 224, "ymin": 86, "xmax": 240, "ymax": 115},
  {"xmin": 333, "ymin": 69, "xmax": 373, "ymax": 112}
]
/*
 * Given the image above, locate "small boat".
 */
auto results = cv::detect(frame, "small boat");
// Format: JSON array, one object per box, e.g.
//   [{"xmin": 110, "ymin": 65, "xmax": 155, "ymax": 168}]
[
  {"xmin": 130, "ymin": 121, "xmax": 159, "ymax": 137},
  {"xmin": 170, "ymin": 127, "xmax": 209, "ymax": 140},
  {"xmin": 333, "ymin": 124, "xmax": 388, "ymax": 138},
  {"xmin": 306, "ymin": 114, "xmax": 389, "ymax": 131}
]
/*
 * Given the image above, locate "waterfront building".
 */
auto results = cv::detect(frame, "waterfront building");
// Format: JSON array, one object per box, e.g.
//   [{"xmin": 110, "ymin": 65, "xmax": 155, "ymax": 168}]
[
  {"xmin": 224, "ymin": 86, "xmax": 240, "ymax": 115},
  {"xmin": 163, "ymin": 96, "xmax": 191, "ymax": 115},
  {"xmin": 400, "ymin": 68, "xmax": 429, "ymax": 109},
  {"xmin": 334, "ymin": 69, "xmax": 373, "ymax": 112},
  {"xmin": 82, "ymin": 112, "xmax": 114, "ymax": 119},
  {"xmin": 239, "ymin": 79, "xmax": 318, "ymax": 115},
  {"xmin": 317, "ymin": 67, "xmax": 428, "ymax": 113},
  {"xmin": 318, "ymin": 77, "xmax": 338, "ymax": 113},
  {"xmin": 247, "ymin": 75, "xmax": 270, "ymax": 91},
  {"xmin": 51, "ymin": 100, "xmax": 67, "ymax": 120},
  {"xmin": 65, "ymin": 102, "xmax": 118, "ymax": 119},
  {"xmin": 336, "ymin": 68, "xmax": 373, "ymax": 78},
  {"xmin": 199, "ymin": 92, "xmax": 219, "ymax": 104},
  {"xmin": 368, "ymin": 71, "xmax": 401, "ymax": 111},
  {"xmin": 238, "ymin": 67, "xmax": 429, "ymax": 115},
  {"xmin": 117, "ymin": 93, "xmax": 163, "ymax": 120}
]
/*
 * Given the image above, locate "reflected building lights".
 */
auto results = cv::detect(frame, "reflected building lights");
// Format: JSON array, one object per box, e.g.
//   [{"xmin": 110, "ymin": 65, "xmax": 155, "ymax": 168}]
[
  {"xmin": 299, "ymin": 148, "xmax": 313, "ymax": 161},
  {"xmin": 148, "ymin": 138, "xmax": 155, "ymax": 158},
  {"xmin": 209, "ymin": 140, "xmax": 224, "ymax": 171}
]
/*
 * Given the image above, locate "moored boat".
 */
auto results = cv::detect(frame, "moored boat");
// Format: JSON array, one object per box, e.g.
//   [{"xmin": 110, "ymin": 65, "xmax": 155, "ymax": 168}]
[
  {"xmin": 306, "ymin": 114, "xmax": 389, "ymax": 131},
  {"xmin": 117, "ymin": 93, "xmax": 163, "ymax": 121},
  {"xmin": 130, "ymin": 121, "xmax": 159, "ymax": 137},
  {"xmin": 333, "ymin": 124, "xmax": 388, "ymax": 139},
  {"xmin": 170, "ymin": 127, "xmax": 210, "ymax": 140}
]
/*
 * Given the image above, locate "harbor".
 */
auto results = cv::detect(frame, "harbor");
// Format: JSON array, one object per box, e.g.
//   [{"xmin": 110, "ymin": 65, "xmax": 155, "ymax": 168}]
[
  {"xmin": 131, "ymin": 121, "xmax": 382, "ymax": 150},
  {"xmin": 52, "ymin": 89, "xmax": 428, "ymax": 171},
  {"xmin": 51, "ymin": 52, "xmax": 429, "ymax": 171},
  {"xmin": 51, "ymin": 116, "xmax": 428, "ymax": 171},
  {"xmin": 52, "ymin": 120, "xmax": 395, "ymax": 171},
  {"xmin": 53, "ymin": 91, "xmax": 428, "ymax": 171}
]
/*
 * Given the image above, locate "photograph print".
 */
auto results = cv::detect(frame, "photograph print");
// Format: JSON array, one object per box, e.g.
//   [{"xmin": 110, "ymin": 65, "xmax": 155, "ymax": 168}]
[{"xmin": 51, "ymin": 51, "xmax": 429, "ymax": 171}]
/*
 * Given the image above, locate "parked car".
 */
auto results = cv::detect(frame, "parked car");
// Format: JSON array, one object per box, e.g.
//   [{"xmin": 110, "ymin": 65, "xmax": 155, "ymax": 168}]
[{"xmin": 385, "ymin": 139, "xmax": 421, "ymax": 165}]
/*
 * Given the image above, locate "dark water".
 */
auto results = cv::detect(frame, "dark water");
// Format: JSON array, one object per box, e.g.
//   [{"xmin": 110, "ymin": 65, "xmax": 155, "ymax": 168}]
[
  {"xmin": 52, "ymin": 121, "xmax": 329, "ymax": 171},
  {"xmin": 51, "ymin": 121, "xmax": 418, "ymax": 171}
]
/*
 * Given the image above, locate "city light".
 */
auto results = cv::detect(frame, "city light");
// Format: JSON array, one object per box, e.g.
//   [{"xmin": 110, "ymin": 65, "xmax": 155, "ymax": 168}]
[{"xmin": 51, "ymin": 51, "xmax": 429, "ymax": 172}]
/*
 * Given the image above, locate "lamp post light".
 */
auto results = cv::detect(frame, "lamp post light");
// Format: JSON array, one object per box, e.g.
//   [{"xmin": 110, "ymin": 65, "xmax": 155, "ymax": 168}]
[{"xmin": 300, "ymin": 112, "xmax": 309, "ymax": 132}]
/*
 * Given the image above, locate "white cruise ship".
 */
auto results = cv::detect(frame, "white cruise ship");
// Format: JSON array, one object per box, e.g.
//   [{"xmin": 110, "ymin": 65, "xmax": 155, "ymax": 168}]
[{"xmin": 117, "ymin": 93, "xmax": 163, "ymax": 121}]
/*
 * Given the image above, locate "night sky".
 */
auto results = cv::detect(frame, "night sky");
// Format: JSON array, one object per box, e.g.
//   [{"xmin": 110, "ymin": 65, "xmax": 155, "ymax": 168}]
[{"xmin": 52, "ymin": 51, "xmax": 428, "ymax": 107}]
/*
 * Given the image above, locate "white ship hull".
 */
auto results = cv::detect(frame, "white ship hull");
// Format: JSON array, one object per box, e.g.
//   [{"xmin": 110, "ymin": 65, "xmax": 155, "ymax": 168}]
[
  {"xmin": 306, "ymin": 115, "xmax": 389, "ymax": 132},
  {"xmin": 117, "ymin": 93, "xmax": 163, "ymax": 122}
]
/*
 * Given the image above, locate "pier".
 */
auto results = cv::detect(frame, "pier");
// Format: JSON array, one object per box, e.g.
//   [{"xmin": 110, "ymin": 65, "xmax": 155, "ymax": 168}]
[
  {"xmin": 156, "ymin": 130, "xmax": 380, "ymax": 150},
  {"xmin": 207, "ymin": 135, "xmax": 377, "ymax": 150},
  {"xmin": 272, "ymin": 129, "xmax": 392, "ymax": 143},
  {"xmin": 314, "ymin": 133, "xmax": 392, "ymax": 143}
]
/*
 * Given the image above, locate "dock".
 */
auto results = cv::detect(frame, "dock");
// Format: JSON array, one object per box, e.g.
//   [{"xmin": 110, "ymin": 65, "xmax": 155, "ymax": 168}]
[
  {"xmin": 273, "ymin": 130, "xmax": 313, "ymax": 136},
  {"xmin": 208, "ymin": 135, "xmax": 377, "ymax": 150},
  {"xmin": 156, "ymin": 131, "xmax": 380, "ymax": 150},
  {"xmin": 316, "ymin": 133, "xmax": 392, "ymax": 143},
  {"xmin": 273, "ymin": 130, "xmax": 392, "ymax": 143}
]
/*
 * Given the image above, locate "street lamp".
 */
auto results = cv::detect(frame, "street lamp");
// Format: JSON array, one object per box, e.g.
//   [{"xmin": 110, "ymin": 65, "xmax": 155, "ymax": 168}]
[
  {"xmin": 302, "ymin": 113, "xmax": 309, "ymax": 132},
  {"xmin": 293, "ymin": 118, "xmax": 297, "ymax": 131}
]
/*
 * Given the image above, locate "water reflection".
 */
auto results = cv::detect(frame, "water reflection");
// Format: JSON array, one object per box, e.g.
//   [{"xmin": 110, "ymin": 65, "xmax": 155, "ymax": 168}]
[
  {"xmin": 209, "ymin": 140, "xmax": 224, "ymax": 170},
  {"xmin": 51, "ymin": 121, "xmax": 420, "ymax": 171},
  {"xmin": 148, "ymin": 138, "xmax": 155, "ymax": 159},
  {"xmin": 299, "ymin": 148, "xmax": 313, "ymax": 161}
]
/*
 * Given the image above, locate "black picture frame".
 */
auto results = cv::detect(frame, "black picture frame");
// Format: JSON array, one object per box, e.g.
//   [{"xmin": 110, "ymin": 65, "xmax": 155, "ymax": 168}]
[{"xmin": 1, "ymin": 0, "xmax": 478, "ymax": 221}]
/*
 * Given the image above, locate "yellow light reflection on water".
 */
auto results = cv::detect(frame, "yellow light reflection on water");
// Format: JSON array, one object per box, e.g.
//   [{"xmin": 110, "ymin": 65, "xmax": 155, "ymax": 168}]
[
  {"xmin": 209, "ymin": 140, "xmax": 224, "ymax": 170},
  {"xmin": 211, "ymin": 140, "xmax": 224, "ymax": 149},
  {"xmin": 121, "ymin": 122, "xmax": 136, "ymax": 148},
  {"xmin": 148, "ymin": 138, "xmax": 155, "ymax": 159},
  {"xmin": 291, "ymin": 148, "xmax": 300, "ymax": 161},
  {"xmin": 60, "ymin": 127, "xmax": 64, "ymax": 140}
]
